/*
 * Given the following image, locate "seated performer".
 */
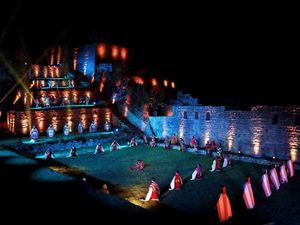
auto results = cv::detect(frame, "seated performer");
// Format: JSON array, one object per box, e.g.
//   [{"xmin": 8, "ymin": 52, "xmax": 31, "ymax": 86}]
[
  {"xmin": 63, "ymin": 123, "xmax": 69, "ymax": 136},
  {"xmin": 46, "ymin": 124, "xmax": 55, "ymax": 138},
  {"xmin": 280, "ymin": 162, "xmax": 288, "ymax": 184},
  {"xmin": 68, "ymin": 146, "xmax": 77, "ymax": 157},
  {"xmin": 150, "ymin": 134, "xmax": 157, "ymax": 148},
  {"xmin": 141, "ymin": 178, "xmax": 160, "ymax": 201},
  {"xmin": 104, "ymin": 120, "xmax": 111, "ymax": 131},
  {"xmin": 210, "ymin": 156, "xmax": 221, "ymax": 172},
  {"xmin": 94, "ymin": 143, "xmax": 103, "ymax": 154},
  {"xmin": 44, "ymin": 149, "xmax": 54, "ymax": 160},
  {"xmin": 130, "ymin": 160, "xmax": 144, "ymax": 171},
  {"xmin": 164, "ymin": 135, "xmax": 171, "ymax": 150},
  {"xmin": 89, "ymin": 121, "xmax": 96, "ymax": 133},
  {"xmin": 216, "ymin": 186, "xmax": 232, "ymax": 223},
  {"xmin": 261, "ymin": 169, "xmax": 272, "ymax": 198},
  {"xmin": 190, "ymin": 136, "xmax": 197, "ymax": 148},
  {"xmin": 129, "ymin": 137, "xmax": 138, "ymax": 147},
  {"xmin": 243, "ymin": 177, "xmax": 255, "ymax": 209},
  {"xmin": 171, "ymin": 133, "xmax": 178, "ymax": 145},
  {"xmin": 169, "ymin": 171, "xmax": 183, "ymax": 190},
  {"xmin": 30, "ymin": 125, "xmax": 39, "ymax": 142},
  {"xmin": 179, "ymin": 138, "xmax": 186, "ymax": 151},
  {"xmin": 110, "ymin": 140, "xmax": 120, "ymax": 151},
  {"xmin": 78, "ymin": 122, "xmax": 83, "ymax": 134},
  {"xmin": 223, "ymin": 154, "xmax": 231, "ymax": 168},
  {"xmin": 191, "ymin": 164, "xmax": 202, "ymax": 180}
]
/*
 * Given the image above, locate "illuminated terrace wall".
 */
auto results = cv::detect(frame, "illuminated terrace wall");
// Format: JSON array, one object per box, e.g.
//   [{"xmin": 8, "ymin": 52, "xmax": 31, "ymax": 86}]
[
  {"xmin": 149, "ymin": 105, "xmax": 300, "ymax": 162},
  {"xmin": 7, "ymin": 107, "xmax": 118, "ymax": 135}
]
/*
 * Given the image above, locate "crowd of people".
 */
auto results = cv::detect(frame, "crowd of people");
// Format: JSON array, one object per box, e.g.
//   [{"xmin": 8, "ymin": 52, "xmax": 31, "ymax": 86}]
[
  {"xmin": 29, "ymin": 120, "xmax": 111, "ymax": 141},
  {"xmin": 38, "ymin": 129, "xmax": 296, "ymax": 223}
]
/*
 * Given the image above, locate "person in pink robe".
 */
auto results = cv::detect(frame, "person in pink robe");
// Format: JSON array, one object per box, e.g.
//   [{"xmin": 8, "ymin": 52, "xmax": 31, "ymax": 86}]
[
  {"xmin": 130, "ymin": 160, "xmax": 145, "ymax": 171},
  {"xmin": 210, "ymin": 157, "xmax": 221, "ymax": 172},
  {"xmin": 68, "ymin": 147, "xmax": 77, "ymax": 157},
  {"xmin": 171, "ymin": 133, "xmax": 178, "ymax": 145},
  {"xmin": 243, "ymin": 177, "xmax": 255, "ymax": 209},
  {"xmin": 129, "ymin": 137, "xmax": 138, "ymax": 147},
  {"xmin": 110, "ymin": 140, "xmax": 120, "ymax": 151},
  {"xmin": 189, "ymin": 136, "xmax": 197, "ymax": 148},
  {"xmin": 45, "ymin": 149, "xmax": 54, "ymax": 160},
  {"xmin": 280, "ymin": 162, "xmax": 288, "ymax": 184},
  {"xmin": 270, "ymin": 165, "xmax": 280, "ymax": 191},
  {"xmin": 191, "ymin": 164, "xmax": 202, "ymax": 180},
  {"xmin": 261, "ymin": 169, "xmax": 272, "ymax": 198},
  {"xmin": 287, "ymin": 159, "xmax": 294, "ymax": 177}
]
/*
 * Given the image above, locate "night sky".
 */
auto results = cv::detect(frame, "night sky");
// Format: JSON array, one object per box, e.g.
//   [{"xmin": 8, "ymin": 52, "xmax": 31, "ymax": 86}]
[{"xmin": 0, "ymin": 1, "xmax": 298, "ymax": 105}]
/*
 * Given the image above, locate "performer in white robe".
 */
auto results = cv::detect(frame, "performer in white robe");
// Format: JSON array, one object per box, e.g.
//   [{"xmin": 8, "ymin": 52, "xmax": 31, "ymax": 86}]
[
  {"xmin": 44, "ymin": 150, "xmax": 54, "ymax": 160},
  {"xmin": 129, "ymin": 137, "xmax": 138, "ymax": 147},
  {"xmin": 191, "ymin": 164, "xmax": 202, "ymax": 180},
  {"xmin": 30, "ymin": 125, "xmax": 39, "ymax": 142},
  {"xmin": 94, "ymin": 143, "xmax": 103, "ymax": 154},
  {"xmin": 270, "ymin": 166, "xmax": 280, "ymax": 191},
  {"xmin": 261, "ymin": 169, "xmax": 272, "ymax": 198},
  {"xmin": 78, "ymin": 122, "xmax": 83, "ymax": 134},
  {"xmin": 287, "ymin": 159, "xmax": 294, "ymax": 177},
  {"xmin": 46, "ymin": 125, "xmax": 55, "ymax": 138},
  {"xmin": 89, "ymin": 121, "xmax": 96, "ymax": 132},
  {"xmin": 243, "ymin": 177, "xmax": 255, "ymax": 209},
  {"xmin": 169, "ymin": 171, "xmax": 183, "ymax": 190},
  {"xmin": 280, "ymin": 162, "xmax": 288, "ymax": 184},
  {"xmin": 104, "ymin": 120, "xmax": 111, "ymax": 131},
  {"xmin": 142, "ymin": 178, "xmax": 160, "ymax": 201},
  {"xmin": 63, "ymin": 123, "xmax": 69, "ymax": 136}
]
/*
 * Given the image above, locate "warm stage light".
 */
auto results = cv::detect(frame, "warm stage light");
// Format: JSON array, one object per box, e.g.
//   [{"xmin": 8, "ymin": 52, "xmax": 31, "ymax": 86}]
[
  {"xmin": 132, "ymin": 76, "xmax": 144, "ymax": 85},
  {"xmin": 151, "ymin": 78, "xmax": 157, "ymax": 86},
  {"xmin": 112, "ymin": 46, "xmax": 119, "ymax": 59},
  {"xmin": 164, "ymin": 80, "xmax": 168, "ymax": 87},
  {"xmin": 120, "ymin": 48, "xmax": 127, "ymax": 60},
  {"xmin": 97, "ymin": 44, "xmax": 106, "ymax": 58},
  {"xmin": 171, "ymin": 81, "xmax": 175, "ymax": 88}
]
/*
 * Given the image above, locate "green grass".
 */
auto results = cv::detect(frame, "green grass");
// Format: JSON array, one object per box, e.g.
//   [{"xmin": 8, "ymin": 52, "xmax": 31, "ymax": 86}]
[{"xmin": 54, "ymin": 146, "xmax": 300, "ymax": 225}]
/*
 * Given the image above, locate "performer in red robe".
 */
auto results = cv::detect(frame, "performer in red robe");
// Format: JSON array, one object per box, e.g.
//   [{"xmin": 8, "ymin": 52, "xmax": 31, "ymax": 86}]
[
  {"xmin": 130, "ymin": 160, "xmax": 145, "ymax": 171},
  {"xmin": 270, "ymin": 166, "xmax": 280, "ymax": 191},
  {"xmin": 191, "ymin": 164, "xmax": 202, "ymax": 180},
  {"xmin": 189, "ymin": 136, "xmax": 197, "ymax": 148},
  {"xmin": 210, "ymin": 157, "xmax": 220, "ymax": 172},
  {"xmin": 287, "ymin": 159, "xmax": 294, "ymax": 177},
  {"xmin": 280, "ymin": 162, "xmax": 288, "ymax": 184},
  {"xmin": 243, "ymin": 177, "xmax": 255, "ymax": 209},
  {"xmin": 216, "ymin": 186, "xmax": 232, "ymax": 223},
  {"xmin": 68, "ymin": 147, "xmax": 77, "ymax": 157},
  {"xmin": 129, "ymin": 137, "xmax": 138, "ymax": 147},
  {"xmin": 142, "ymin": 178, "xmax": 160, "ymax": 201},
  {"xmin": 94, "ymin": 143, "xmax": 103, "ymax": 154},
  {"xmin": 171, "ymin": 134, "xmax": 178, "ymax": 145},
  {"xmin": 261, "ymin": 169, "xmax": 272, "ymax": 198},
  {"xmin": 169, "ymin": 171, "xmax": 183, "ymax": 190},
  {"xmin": 45, "ymin": 149, "xmax": 54, "ymax": 160},
  {"xmin": 110, "ymin": 140, "xmax": 120, "ymax": 151}
]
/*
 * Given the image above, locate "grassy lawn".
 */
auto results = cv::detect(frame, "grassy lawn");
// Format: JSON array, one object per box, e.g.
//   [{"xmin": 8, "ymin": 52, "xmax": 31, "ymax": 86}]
[{"xmin": 39, "ymin": 145, "xmax": 299, "ymax": 225}]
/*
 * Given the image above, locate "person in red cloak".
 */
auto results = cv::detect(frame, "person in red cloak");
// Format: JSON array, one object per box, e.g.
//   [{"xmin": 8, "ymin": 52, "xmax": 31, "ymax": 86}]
[
  {"xmin": 210, "ymin": 156, "xmax": 221, "ymax": 172},
  {"xmin": 169, "ymin": 171, "xmax": 183, "ymax": 190},
  {"xmin": 190, "ymin": 136, "xmax": 197, "ymax": 148},
  {"xmin": 110, "ymin": 140, "xmax": 120, "ymax": 151},
  {"xmin": 216, "ymin": 185, "xmax": 232, "ymax": 223},
  {"xmin": 45, "ymin": 149, "xmax": 54, "ymax": 160},
  {"xmin": 191, "ymin": 164, "xmax": 202, "ymax": 180},
  {"xmin": 130, "ymin": 160, "xmax": 145, "ymax": 171},
  {"xmin": 171, "ymin": 133, "xmax": 178, "ymax": 145},
  {"xmin": 141, "ymin": 178, "xmax": 160, "ymax": 201},
  {"xmin": 94, "ymin": 143, "xmax": 103, "ymax": 154},
  {"xmin": 68, "ymin": 147, "xmax": 77, "ymax": 157},
  {"xmin": 243, "ymin": 177, "xmax": 255, "ymax": 209}
]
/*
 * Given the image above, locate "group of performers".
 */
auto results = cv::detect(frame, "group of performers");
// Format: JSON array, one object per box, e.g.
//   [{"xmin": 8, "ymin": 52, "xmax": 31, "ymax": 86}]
[{"xmin": 29, "ymin": 120, "xmax": 111, "ymax": 141}]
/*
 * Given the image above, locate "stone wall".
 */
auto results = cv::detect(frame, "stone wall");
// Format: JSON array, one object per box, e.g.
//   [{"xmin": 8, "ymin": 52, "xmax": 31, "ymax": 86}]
[{"xmin": 149, "ymin": 105, "xmax": 300, "ymax": 162}]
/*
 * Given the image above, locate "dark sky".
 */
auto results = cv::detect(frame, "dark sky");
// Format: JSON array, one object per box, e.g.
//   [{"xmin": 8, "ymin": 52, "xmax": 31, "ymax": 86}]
[{"xmin": 0, "ymin": 1, "xmax": 298, "ymax": 105}]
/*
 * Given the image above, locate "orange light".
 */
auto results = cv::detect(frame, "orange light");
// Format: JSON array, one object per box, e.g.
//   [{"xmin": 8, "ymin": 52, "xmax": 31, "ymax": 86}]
[
  {"xmin": 50, "ymin": 47, "xmax": 55, "ymax": 65},
  {"xmin": 13, "ymin": 90, "xmax": 22, "ymax": 104},
  {"xmin": 97, "ymin": 44, "xmax": 106, "ymax": 58},
  {"xmin": 73, "ymin": 48, "xmax": 78, "ymax": 70},
  {"xmin": 151, "ymin": 78, "xmax": 157, "ymax": 86},
  {"xmin": 164, "ymin": 80, "xmax": 168, "ymax": 87},
  {"xmin": 132, "ymin": 76, "xmax": 144, "ymax": 85},
  {"xmin": 112, "ymin": 46, "xmax": 119, "ymax": 58},
  {"xmin": 120, "ymin": 48, "xmax": 127, "ymax": 60},
  {"xmin": 57, "ymin": 46, "xmax": 62, "ymax": 64},
  {"xmin": 43, "ymin": 66, "xmax": 48, "ymax": 78},
  {"xmin": 171, "ymin": 81, "xmax": 175, "ymax": 88}
]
